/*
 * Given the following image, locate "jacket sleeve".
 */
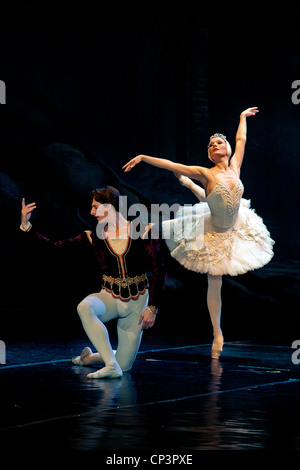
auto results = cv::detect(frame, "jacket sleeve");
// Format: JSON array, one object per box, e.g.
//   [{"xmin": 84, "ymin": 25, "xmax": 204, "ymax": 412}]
[
  {"xmin": 21, "ymin": 227, "xmax": 93, "ymax": 253},
  {"xmin": 143, "ymin": 235, "xmax": 168, "ymax": 310}
]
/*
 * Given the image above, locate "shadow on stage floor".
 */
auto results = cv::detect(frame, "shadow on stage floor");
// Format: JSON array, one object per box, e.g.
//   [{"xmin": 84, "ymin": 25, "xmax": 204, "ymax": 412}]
[{"xmin": 1, "ymin": 336, "xmax": 300, "ymax": 452}]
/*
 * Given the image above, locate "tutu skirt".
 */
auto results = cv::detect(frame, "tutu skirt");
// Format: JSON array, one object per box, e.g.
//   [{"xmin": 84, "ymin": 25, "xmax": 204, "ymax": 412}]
[{"xmin": 162, "ymin": 199, "xmax": 274, "ymax": 276}]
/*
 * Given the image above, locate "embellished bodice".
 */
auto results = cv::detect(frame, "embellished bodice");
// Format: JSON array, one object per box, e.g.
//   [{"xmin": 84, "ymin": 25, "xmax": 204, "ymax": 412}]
[
  {"xmin": 207, "ymin": 179, "xmax": 244, "ymax": 230},
  {"xmin": 27, "ymin": 224, "xmax": 167, "ymax": 307}
]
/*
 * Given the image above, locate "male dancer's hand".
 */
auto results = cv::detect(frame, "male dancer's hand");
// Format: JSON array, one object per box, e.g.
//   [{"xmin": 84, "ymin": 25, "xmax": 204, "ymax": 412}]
[
  {"xmin": 139, "ymin": 308, "xmax": 156, "ymax": 330},
  {"xmin": 21, "ymin": 198, "xmax": 36, "ymax": 228}
]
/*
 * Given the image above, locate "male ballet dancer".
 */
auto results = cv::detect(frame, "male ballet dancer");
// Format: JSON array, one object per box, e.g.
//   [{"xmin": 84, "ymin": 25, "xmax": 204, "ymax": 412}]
[{"xmin": 21, "ymin": 186, "xmax": 167, "ymax": 378}]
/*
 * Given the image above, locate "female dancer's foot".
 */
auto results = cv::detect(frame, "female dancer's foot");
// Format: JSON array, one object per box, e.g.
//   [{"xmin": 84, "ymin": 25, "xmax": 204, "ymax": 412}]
[{"xmin": 211, "ymin": 333, "xmax": 224, "ymax": 359}]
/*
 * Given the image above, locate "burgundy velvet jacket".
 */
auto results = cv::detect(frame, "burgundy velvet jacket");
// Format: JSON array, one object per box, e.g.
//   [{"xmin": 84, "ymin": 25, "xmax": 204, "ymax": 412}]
[{"xmin": 27, "ymin": 225, "xmax": 167, "ymax": 308}]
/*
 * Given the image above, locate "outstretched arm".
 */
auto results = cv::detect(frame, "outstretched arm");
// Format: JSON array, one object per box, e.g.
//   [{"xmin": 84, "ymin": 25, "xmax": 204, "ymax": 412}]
[
  {"xmin": 123, "ymin": 154, "xmax": 208, "ymax": 182},
  {"xmin": 230, "ymin": 107, "xmax": 259, "ymax": 174}
]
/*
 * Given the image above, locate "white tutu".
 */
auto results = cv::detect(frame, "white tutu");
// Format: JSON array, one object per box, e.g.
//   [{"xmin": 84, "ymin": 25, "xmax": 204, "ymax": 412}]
[{"xmin": 162, "ymin": 198, "xmax": 275, "ymax": 276}]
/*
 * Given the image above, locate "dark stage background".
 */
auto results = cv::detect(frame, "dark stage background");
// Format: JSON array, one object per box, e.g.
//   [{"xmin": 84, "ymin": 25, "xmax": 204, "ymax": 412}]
[{"xmin": 0, "ymin": 1, "xmax": 299, "ymax": 344}]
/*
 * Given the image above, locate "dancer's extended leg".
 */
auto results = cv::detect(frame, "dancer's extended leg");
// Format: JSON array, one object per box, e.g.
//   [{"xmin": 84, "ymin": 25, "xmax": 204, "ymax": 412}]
[{"xmin": 207, "ymin": 274, "xmax": 224, "ymax": 358}]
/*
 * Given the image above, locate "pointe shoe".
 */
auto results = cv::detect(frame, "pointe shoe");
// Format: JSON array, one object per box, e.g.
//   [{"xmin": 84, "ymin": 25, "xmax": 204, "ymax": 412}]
[
  {"xmin": 211, "ymin": 336, "xmax": 224, "ymax": 359},
  {"xmin": 87, "ymin": 363, "xmax": 123, "ymax": 379},
  {"xmin": 72, "ymin": 347, "xmax": 93, "ymax": 365}
]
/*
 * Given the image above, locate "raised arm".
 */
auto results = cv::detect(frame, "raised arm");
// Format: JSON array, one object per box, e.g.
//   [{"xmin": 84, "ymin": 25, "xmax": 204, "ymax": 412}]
[
  {"xmin": 230, "ymin": 107, "xmax": 259, "ymax": 174},
  {"xmin": 20, "ymin": 198, "xmax": 90, "ymax": 251},
  {"xmin": 123, "ymin": 154, "xmax": 209, "ymax": 183},
  {"xmin": 20, "ymin": 197, "xmax": 36, "ymax": 231}
]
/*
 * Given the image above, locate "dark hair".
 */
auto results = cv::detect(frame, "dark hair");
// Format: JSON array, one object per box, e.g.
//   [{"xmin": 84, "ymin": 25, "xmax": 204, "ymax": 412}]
[{"xmin": 91, "ymin": 186, "xmax": 120, "ymax": 212}]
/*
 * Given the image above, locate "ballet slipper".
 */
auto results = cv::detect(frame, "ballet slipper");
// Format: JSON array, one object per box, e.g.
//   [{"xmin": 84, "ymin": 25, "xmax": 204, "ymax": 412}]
[
  {"xmin": 72, "ymin": 347, "xmax": 93, "ymax": 366},
  {"xmin": 87, "ymin": 363, "xmax": 123, "ymax": 379},
  {"xmin": 211, "ymin": 335, "xmax": 224, "ymax": 359}
]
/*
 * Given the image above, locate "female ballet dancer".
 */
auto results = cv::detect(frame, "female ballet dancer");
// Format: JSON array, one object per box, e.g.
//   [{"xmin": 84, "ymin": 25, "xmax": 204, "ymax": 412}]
[{"xmin": 123, "ymin": 107, "xmax": 274, "ymax": 359}]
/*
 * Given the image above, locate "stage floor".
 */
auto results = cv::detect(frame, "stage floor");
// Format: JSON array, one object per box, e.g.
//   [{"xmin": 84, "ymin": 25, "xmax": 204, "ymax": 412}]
[{"xmin": 1, "ymin": 337, "xmax": 300, "ymax": 453}]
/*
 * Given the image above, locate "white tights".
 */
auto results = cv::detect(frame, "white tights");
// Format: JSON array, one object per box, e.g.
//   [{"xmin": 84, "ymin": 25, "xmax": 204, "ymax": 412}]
[
  {"xmin": 77, "ymin": 289, "xmax": 148, "ymax": 372},
  {"xmin": 207, "ymin": 274, "xmax": 223, "ymax": 343}
]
